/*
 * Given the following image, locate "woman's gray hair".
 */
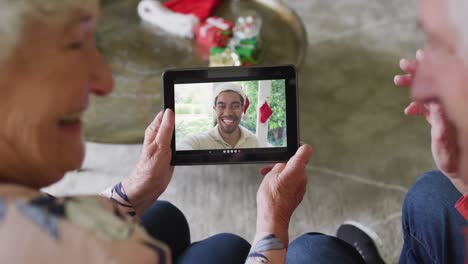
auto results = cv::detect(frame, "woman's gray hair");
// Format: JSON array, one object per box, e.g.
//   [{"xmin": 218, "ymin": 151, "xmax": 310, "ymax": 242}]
[
  {"xmin": 0, "ymin": 0, "xmax": 98, "ymax": 65},
  {"xmin": 449, "ymin": 0, "xmax": 468, "ymax": 60}
]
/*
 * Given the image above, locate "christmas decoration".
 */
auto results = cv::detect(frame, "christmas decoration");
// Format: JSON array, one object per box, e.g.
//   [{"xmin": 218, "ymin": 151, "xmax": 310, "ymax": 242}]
[
  {"xmin": 137, "ymin": 0, "xmax": 221, "ymax": 39},
  {"xmin": 259, "ymin": 101, "xmax": 273, "ymax": 123},
  {"xmin": 137, "ymin": 0, "xmax": 265, "ymax": 67},
  {"xmin": 234, "ymin": 39, "xmax": 259, "ymax": 64},
  {"xmin": 241, "ymin": 95, "xmax": 251, "ymax": 122},
  {"xmin": 163, "ymin": 0, "xmax": 221, "ymax": 22},
  {"xmin": 233, "ymin": 14, "xmax": 262, "ymax": 40},
  {"xmin": 195, "ymin": 17, "xmax": 234, "ymax": 49},
  {"xmin": 209, "ymin": 47, "xmax": 241, "ymax": 67},
  {"xmin": 230, "ymin": 14, "xmax": 262, "ymax": 65},
  {"xmin": 244, "ymin": 97, "xmax": 250, "ymax": 114},
  {"xmin": 137, "ymin": 0, "xmax": 199, "ymax": 38}
]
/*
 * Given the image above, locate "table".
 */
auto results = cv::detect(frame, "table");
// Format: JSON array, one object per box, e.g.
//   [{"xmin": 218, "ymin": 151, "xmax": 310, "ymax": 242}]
[{"xmin": 85, "ymin": 0, "xmax": 307, "ymax": 143}]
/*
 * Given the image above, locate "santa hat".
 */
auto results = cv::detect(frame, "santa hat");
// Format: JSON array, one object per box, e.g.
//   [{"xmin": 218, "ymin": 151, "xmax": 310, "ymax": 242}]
[
  {"xmin": 213, "ymin": 83, "xmax": 250, "ymax": 114},
  {"xmin": 163, "ymin": 0, "xmax": 221, "ymax": 21},
  {"xmin": 137, "ymin": 0, "xmax": 220, "ymax": 38}
]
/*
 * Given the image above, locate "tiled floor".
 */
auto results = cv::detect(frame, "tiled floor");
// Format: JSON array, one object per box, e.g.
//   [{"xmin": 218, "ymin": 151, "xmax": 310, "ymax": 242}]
[{"xmin": 44, "ymin": 1, "xmax": 433, "ymax": 263}]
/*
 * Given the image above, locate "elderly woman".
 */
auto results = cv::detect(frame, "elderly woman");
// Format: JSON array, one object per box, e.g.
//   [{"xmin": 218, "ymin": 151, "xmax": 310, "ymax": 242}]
[{"xmin": 0, "ymin": 1, "xmax": 368, "ymax": 264}]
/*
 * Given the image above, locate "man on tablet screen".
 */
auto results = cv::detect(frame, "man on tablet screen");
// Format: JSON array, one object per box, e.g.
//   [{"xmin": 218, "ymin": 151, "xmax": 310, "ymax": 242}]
[{"xmin": 179, "ymin": 83, "xmax": 261, "ymax": 150}]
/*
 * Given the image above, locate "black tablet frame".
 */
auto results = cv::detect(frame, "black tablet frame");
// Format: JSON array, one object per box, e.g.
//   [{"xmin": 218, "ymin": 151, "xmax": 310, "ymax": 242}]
[{"xmin": 162, "ymin": 65, "xmax": 299, "ymax": 165}]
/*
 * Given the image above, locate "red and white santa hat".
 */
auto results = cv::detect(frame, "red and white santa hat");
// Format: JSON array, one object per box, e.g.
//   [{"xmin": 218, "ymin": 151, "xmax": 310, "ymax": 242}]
[
  {"xmin": 137, "ymin": 0, "xmax": 221, "ymax": 38},
  {"xmin": 213, "ymin": 82, "xmax": 250, "ymax": 114}
]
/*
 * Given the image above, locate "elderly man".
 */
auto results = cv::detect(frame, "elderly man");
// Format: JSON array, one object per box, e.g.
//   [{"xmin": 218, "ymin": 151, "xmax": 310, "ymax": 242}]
[
  {"xmin": 335, "ymin": 0, "xmax": 468, "ymax": 263},
  {"xmin": 397, "ymin": 0, "xmax": 468, "ymax": 262},
  {"xmin": 178, "ymin": 83, "xmax": 261, "ymax": 150},
  {"xmin": 394, "ymin": 0, "xmax": 468, "ymax": 262}
]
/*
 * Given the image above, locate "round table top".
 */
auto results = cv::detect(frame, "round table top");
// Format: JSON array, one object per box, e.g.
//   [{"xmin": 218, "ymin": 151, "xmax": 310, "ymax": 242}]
[{"xmin": 84, "ymin": 0, "xmax": 307, "ymax": 143}]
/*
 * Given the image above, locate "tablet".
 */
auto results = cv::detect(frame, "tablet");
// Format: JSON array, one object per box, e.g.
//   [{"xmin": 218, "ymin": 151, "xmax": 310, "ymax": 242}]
[{"xmin": 162, "ymin": 65, "xmax": 299, "ymax": 165}]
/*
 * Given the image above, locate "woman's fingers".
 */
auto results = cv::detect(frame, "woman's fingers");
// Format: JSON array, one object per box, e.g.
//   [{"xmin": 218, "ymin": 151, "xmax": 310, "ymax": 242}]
[
  {"xmin": 144, "ymin": 111, "xmax": 164, "ymax": 146},
  {"xmin": 400, "ymin": 58, "xmax": 417, "ymax": 74},
  {"xmin": 260, "ymin": 164, "xmax": 275, "ymax": 176},
  {"xmin": 394, "ymin": 74, "xmax": 413, "ymax": 87},
  {"xmin": 154, "ymin": 109, "xmax": 175, "ymax": 153},
  {"xmin": 279, "ymin": 145, "xmax": 313, "ymax": 181}
]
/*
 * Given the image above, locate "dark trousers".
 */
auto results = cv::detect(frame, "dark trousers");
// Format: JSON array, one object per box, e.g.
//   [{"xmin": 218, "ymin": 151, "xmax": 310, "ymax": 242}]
[
  {"xmin": 400, "ymin": 170, "xmax": 467, "ymax": 264},
  {"xmin": 141, "ymin": 201, "xmax": 363, "ymax": 263},
  {"xmin": 140, "ymin": 201, "xmax": 250, "ymax": 263},
  {"xmin": 141, "ymin": 170, "xmax": 467, "ymax": 263}
]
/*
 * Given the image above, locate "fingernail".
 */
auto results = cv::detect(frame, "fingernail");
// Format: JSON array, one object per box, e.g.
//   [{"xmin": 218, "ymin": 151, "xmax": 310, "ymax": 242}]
[
  {"xmin": 163, "ymin": 109, "xmax": 170, "ymax": 120},
  {"xmin": 416, "ymin": 49, "xmax": 424, "ymax": 60},
  {"xmin": 300, "ymin": 144, "xmax": 313, "ymax": 155},
  {"xmin": 163, "ymin": 109, "xmax": 174, "ymax": 124},
  {"xmin": 399, "ymin": 59, "xmax": 408, "ymax": 68},
  {"xmin": 404, "ymin": 106, "xmax": 410, "ymax": 115}
]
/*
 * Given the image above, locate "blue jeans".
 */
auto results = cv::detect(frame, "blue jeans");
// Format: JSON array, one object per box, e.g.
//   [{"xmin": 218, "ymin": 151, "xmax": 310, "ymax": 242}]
[
  {"xmin": 141, "ymin": 201, "xmax": 250, "ymax": 263},
  {"xmin": 400, "ymin": 170, "xmax": 467, "ymax": 263},
  {"xmin": 287, "ymin": 232, "xmax": 365, "ymax": 263},
  {"xmin": 141, "ymin": 201, "xmax": 364, "ymax": 263}
]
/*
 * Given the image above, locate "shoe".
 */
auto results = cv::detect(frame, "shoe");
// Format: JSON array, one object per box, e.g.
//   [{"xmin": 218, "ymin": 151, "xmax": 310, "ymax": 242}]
[{"xmin": 336, "ymin": 221, "xmax": 386, "ymax": 264}]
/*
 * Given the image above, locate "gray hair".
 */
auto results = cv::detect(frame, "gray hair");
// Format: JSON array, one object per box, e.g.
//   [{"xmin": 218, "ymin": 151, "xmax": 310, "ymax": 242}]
[
  {"xmin": 0, "ymin": 0, "xmax": 98, "ymax": 65},
  {"xmin": 449, "ymin": 0, "xmax": 468, "ymax": 60}
]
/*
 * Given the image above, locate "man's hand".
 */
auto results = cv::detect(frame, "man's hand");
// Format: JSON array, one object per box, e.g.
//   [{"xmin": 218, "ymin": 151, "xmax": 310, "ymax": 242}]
[
  {"xmin": 394, "ymin": 50, "xmax": 459, "ymax": 177},
  {"xmin": 122, "ymin": 109, "xmax": 175, "ymax": 217},
  {"xmin": 255, "ymin": 145, "xmax": 313, "ymax": 245}
]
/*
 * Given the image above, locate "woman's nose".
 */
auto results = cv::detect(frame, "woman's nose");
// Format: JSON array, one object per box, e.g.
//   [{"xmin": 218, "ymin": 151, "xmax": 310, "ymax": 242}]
[{"xmin": 88, "ymin": 45, "xmax": 114, "ymax": 96}]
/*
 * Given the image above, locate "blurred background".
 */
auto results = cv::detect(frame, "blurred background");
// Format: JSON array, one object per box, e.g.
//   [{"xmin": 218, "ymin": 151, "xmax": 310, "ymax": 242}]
[{"xmin": 45, "ymin": 0, "xmax": 428, "ymax": 263}]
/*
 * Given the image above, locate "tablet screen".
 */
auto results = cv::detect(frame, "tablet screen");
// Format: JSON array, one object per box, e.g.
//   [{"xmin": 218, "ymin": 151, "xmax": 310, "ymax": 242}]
[
  {"xmin": 175, "ymin": 80, "xmax": 287, "ymax": 152},
  {"xmin": 163, "ymin": 65, "xmax": 298, "ymax": 165}
]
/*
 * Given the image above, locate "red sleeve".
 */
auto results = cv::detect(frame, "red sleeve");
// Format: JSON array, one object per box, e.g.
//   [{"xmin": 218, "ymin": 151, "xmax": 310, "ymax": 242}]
[
  {"xmin": 454, "ymin": 196, "xmax": 468, "ymax": 264},
  {"xmin": 455, "ymin": 195, "xmax": 468, "ymax": 220}
]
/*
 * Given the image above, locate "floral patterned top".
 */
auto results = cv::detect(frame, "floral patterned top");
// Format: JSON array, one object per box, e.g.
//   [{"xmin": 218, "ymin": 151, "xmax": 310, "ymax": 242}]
[{"xmin": 0, "ymin": 184, "xmax": 171, "ymax": 263}]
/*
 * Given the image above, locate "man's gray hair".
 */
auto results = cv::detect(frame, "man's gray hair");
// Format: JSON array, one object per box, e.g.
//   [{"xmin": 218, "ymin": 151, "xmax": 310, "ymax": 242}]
[
  {"xmin": 449, "ymin": 0, "xmax": 468, "ymax": 60},
  {"xmin": 0, "ymin": 0, "xmax": 98, "ymax": 65}
]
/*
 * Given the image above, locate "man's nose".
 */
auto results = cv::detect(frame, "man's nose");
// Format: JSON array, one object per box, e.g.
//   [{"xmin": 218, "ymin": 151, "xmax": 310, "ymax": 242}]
[
  {"xmin": 88, "ymin": 45, "xmax": 114, "ymax": 96},
  {"xmin": 223, "ymin": 106, "xmax": 235, "ymax": 114}
]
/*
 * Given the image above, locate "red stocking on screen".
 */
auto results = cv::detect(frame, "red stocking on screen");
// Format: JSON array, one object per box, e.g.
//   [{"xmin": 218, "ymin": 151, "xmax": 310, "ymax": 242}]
[{"xmin": 259, "ymin": 101, "xmax": 273, "ymax": 123}]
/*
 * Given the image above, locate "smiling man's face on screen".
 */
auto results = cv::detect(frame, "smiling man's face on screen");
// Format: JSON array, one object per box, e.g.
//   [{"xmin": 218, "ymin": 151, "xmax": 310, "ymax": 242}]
[{"xmin": 214, "ymin": 91, "xmax": 244, "ymax": 135}]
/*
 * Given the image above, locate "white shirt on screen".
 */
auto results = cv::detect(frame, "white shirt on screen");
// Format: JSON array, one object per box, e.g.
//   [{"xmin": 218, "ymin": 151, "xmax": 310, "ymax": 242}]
[{"xmin": 178, "ymin": 125, "xmax": 261, "ymax": 150}]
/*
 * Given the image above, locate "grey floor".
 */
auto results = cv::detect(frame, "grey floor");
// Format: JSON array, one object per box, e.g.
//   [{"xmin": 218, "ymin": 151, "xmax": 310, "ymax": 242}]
[{"xmin": 44, "ymin": 0, "xmax": 434, "ymax": 263}]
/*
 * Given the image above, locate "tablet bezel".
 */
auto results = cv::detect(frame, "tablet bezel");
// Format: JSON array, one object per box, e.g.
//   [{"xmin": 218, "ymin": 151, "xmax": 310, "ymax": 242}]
[{"xmin": 162, "ymin": 65, "xmax": 299, "ymax": 165}]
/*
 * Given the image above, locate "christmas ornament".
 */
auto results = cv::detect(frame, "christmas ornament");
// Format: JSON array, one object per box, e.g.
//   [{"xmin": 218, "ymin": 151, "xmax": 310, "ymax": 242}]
[
  {"xmin": 244, "ymin": 97, "xmax": 250, "ymax": 114},
  {"xmin": 209, "ymin": 47, "xmax": 242, "ymax": 67},
  {"xmin": 259, "ymin": 101, "xmax": 273, "ymax": 123},
  {"xmin": 229, "ymin": 14, "xmax": 262, "ymax": 65},
  {"xmin": 233, "ymin": 14, "xmax": 262, "ymax": 40},
  {"xmin": 195, "ymin": 17, "xmax": 234, "ymax": 48}
]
